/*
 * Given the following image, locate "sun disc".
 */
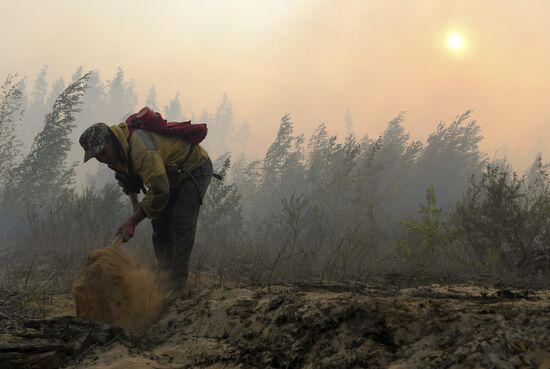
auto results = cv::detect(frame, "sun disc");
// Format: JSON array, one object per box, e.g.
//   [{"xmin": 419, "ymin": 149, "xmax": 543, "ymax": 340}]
[{"xmin": 446, "ymin": 32, "xmax": 465, "ymax": 53}]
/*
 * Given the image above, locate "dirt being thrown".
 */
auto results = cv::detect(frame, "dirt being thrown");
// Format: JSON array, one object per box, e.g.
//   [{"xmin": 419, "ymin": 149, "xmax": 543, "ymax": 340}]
[{"xmin": 73, "ymin": 244, "xmax": 162, "ymax": 330}]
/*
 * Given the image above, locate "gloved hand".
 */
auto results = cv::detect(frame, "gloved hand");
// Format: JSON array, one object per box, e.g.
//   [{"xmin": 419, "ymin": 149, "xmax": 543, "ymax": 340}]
[{"xmin": 117, "ymin": 220, "xmax": 136, "ymax": 242}]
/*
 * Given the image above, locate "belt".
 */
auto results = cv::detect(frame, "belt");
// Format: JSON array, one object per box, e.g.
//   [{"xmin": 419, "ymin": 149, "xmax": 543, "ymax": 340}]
[
  {"xmin": 175, "ymin": 167, "xmax": 205, "ymax": 205},
  {"xmin": 171, "ymin": 147, "xmax": 223, "ymax": 204}
]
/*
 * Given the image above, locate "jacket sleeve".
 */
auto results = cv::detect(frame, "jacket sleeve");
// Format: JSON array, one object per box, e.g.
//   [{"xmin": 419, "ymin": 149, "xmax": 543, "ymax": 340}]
[
  {"xmin": 114, "ymin": 172, "xmax": 143, "ymax": 195},
  {"xmin": 132, "ymin": 147, "xmax": 170, "ymax": 219}
]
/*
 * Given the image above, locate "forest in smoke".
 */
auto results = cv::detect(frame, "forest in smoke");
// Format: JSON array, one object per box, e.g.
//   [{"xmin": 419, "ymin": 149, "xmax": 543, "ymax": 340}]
[{"xmin": 1, "ymin": 67, "xmax": 549, "ymax": 295}]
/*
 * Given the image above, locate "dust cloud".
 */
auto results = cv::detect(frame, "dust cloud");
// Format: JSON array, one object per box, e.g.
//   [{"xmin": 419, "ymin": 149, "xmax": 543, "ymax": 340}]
[{"xmin": 73, "ymin": 244, "xmax": 163, "ymax": 330}]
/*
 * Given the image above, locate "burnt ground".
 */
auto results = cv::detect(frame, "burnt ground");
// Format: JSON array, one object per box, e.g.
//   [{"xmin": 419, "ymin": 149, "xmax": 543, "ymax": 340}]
[{"xmin": 1, "ymin": 283, "xmax": 549, "ymax": 369}]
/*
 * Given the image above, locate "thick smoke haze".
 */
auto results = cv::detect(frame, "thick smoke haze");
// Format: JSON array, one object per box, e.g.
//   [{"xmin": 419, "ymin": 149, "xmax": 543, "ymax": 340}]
[
  {"xmin": 2, "ymin": 0, "xmax": 550, "ymax": 308},
  {"xmin": 2, "ymin": 0, "xmax": 550, "ymax": 169}
]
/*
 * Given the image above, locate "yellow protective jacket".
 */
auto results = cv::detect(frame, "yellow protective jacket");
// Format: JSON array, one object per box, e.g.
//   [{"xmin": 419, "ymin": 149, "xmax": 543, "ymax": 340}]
[{"xmin": 109, "ymin": 123, "xmax": 209, "ymax": 219}]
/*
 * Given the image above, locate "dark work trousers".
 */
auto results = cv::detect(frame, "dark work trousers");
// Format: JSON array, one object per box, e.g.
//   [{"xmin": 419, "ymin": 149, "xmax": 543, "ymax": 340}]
[{"xmin": 151, "ymin": 159, "xmax": 213, "ymax": 288}]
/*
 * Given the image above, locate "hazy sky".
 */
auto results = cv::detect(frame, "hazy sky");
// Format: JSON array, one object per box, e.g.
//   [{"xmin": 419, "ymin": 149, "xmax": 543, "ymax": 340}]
[{"xmin": 2, "ymin": 0, "xmax": 550, "ymax": 168}]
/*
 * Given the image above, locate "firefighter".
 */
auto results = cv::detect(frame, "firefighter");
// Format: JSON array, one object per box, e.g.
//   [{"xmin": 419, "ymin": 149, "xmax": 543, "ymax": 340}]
[{"xmin": 79, "ymin": 121, "xmax": 212, "ymax": 291}]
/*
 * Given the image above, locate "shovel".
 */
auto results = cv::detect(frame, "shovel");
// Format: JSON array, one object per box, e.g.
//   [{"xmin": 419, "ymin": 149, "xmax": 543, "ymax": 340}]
[{"xmin": 110, "ymin": 234, "xmax": 124, "ymax": 248}]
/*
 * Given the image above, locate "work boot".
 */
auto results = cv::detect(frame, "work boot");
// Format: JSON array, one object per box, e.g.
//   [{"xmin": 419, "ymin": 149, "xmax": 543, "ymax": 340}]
[{"xmin": 163, "ymin": 274, "xmax": 189, "ymax": 298}]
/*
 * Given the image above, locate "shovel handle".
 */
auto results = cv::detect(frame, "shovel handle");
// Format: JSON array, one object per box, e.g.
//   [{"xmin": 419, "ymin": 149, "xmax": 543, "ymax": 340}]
[{"xmin": 111, "ymin": 234, "xmax": 124, "ymax": 247}]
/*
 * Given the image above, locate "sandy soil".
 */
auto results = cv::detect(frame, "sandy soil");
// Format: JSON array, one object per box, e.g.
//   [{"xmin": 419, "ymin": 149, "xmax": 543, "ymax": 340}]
[{"xmin": 60, "ymin": 283, "xmax": 550, "ymax": 369}]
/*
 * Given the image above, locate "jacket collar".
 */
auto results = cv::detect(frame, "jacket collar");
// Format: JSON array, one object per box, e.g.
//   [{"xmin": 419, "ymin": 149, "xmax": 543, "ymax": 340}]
[{"xmin": 108, "ymin": 123, "xmax": 131, "ymax": 174}]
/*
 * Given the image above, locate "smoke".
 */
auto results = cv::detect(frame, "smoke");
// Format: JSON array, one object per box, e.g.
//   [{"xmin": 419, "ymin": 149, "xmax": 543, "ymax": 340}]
[{"xmin": 3, "ymin": 1, "xmax": 550, "ymax": 169}]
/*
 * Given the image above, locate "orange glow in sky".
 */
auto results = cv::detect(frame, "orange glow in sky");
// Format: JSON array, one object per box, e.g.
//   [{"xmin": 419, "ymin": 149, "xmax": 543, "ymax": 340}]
[{"xmin": 1, "ymin": 0, "xmax": 550, "ymax": 169}]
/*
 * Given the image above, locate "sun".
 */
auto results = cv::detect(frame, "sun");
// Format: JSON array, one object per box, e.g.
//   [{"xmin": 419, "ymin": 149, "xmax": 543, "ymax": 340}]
[{"xmin": 446, "ymin": 32, "xmax": 465, "ymax": 53}]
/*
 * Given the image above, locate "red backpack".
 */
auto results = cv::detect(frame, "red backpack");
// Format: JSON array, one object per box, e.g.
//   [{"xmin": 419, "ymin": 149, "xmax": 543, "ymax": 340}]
[{"xmin": 125, "ymin": 107, "xmax": 207, "ymax": 145}]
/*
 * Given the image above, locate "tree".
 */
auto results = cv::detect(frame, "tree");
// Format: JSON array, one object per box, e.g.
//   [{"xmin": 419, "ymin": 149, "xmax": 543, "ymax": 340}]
[
  {"xmin": 230, "ymin": 120, "xmax": 251, "ymax": 157},
  {"xmin": 397, "ymin": 187, "xmax": 451, "ymax": 273},
  {"xmin": 0, "ymin": 74, "xmax": 23, "ymax": 184},
  {"xmin": 263, "ymin": 113, "xmax": 295, "ymax": 189},
  {"xmin": 315, "ymin": 132, "xmax": 362, "ymax": 229},
  {"xmin": 29, "ymin": 66, "xmax": 49, "ymax": 111},
  {"xmin": 279, "ymin": 132, "xmax": 306, "ymax": 196},
  {"xmin": 255, "ymin": 114, "xmax": 308, "ymax": 221},
  {"xmin": 307, "ymin": 123, "xmax": 338, "ymax": 184},
  {"xmin": 72, "ymin": 70, "xmax": 105, "ymax": 160},
  {"xmin": 198, "ymin": 156, "xmax": 244, "ymax": 281},
  {"xmin": 46, "ymin": 77, "xmax": 65, "ymax": 110},
  {"xmin": 358, "ymin": 113, "xmax": 421, "ymax": 215},
  {"xmin": 145, "ymin": 85, "xmax": 159, "ymax": 111},
  {"xmin": 414, "ymin": 110, "xmax": 486, "ymax": 208},
  {"xmin": 207, "ymin": 94, "xmax": 233, "ymax": 155},
  {"xmin": 17, "ymin": 77, "xmax": 28, "ymax": 118},
  {"xmin": 453, "ymin": 161, "xmax": 550, "ymax": 277},
  {"xmin": 232, "ymin": 159, "xmax": 262, "ymax": 218},
  {"xmin": 200, "ymin": 155, "xmax": 243, "ymax": 238},
  {"xmin": 11, "ymin": 72, "xmax": 91, "ymax": 202},
  {"xmin": 71, "ymin": 66, "xmax": 84, "ymax": 83},
  {"xmin": 22, "ymin": 66, "xmax": 49, "ymax": 143},
  {"xmin": 80, "ymin": 70, "xmax": 105, "ymax": 120},
  {"xmin": 164, "ymin": 91, "xmax": 183, "ymax": 120},
  {"xmin": 104, "ymin": 67, "xmax": 137, "ymax": 122}
]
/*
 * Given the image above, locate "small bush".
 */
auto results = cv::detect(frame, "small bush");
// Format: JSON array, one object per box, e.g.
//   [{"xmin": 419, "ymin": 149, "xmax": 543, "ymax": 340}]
[{"xmin": 453, "ymin": 163, "xmax": 550, "ymax": 279}]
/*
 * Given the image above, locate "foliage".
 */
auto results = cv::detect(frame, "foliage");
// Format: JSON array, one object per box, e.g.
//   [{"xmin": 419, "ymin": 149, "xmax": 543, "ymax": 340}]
[
  {"xmin": 413, "ymin": 110, "xmax": 486, "ymax": 207},
  {"xmin": 105, "ymin": 67, "xmax": 137, "ymax": 122},
  {"xmin": 453, "ymin": 162, "xmax": 550, "ymax": 277},
  {"xmin": 203, "ymin": 94, "xmax": 233, "ymax": 156},
  {"xmin": 45, "ymin": 77, "xmax": 65, "ymax": 110},
  {"xmin": 1, "ymin": 65, "xmax": 548, "ymax": 286},
  {"xmin": 397, "ymin": 187, "xmax": 454, "ymax": 275},
  {"xmin": 0, "ymin": 74, "xmax": 24, "ymax": 183},
  {"xmin": 10, "ymin": 72, "xmax": 91, "ymax": 202},
  {"xmin": 262, "ymin": 113, "xmax": 298, "ymax": 190},
  {"xmin": 197, "ymin": 155, "xmax": 244, "ymax": 283},
  {"xmin": 145, "ymin": 85, "xmax": 159, "ymax": 111},
  {"xmin": 200, "ymin": 155, "xmax": 243, "ymax": 243},
  {"xmin": 164, "ymin": 91, "xmax": 184, "ymax": 121}
]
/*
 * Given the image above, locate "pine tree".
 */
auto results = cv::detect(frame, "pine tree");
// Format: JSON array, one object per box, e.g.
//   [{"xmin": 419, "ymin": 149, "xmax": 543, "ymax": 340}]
[
  {"xmin": 11, "ymin": 72, "xmax": 91, "ymax": 201},
  {"xmin": 105, "ymin": 67, "xmax": 137, "ymax": 121},
  {"xmin": 200, "ymin": 155, "xmax": 243, "ymax": 238},
  {"xmin": 23, "ymin": 66, "xmax": 49, "ymax": 143},
  {"xmin": 81, "ymin": 70, "xmax": 105, "ymax": 117},
  {"xmin": 263, "ymin": 113, "xmax": 294, "ymax": 188},
  {"xmin": 414, "ymin": 110, "xmax": 485, "ymax": 207},
  {"xmin": 145, "ymin": 85, "xmax": 159, "ymax": 111},
  {"xmin": 230, "ymin": 120, "xmax": 250, "ymax": 157},
  {"xmin": 370, "ymin": 112, "xmax": 422, "ymax": 187},
  {"xmin": 232, "ymin": 159, "xmax": 262, "ymax": 217},
  {"xmin": 307, "ymin": 123, "xmax": 338, "ymax": 183},
  {"xmin": 29, "ymin": 66, "xmax": 49, "ymax": 111},
  {"xmin": 46, "ymin": 77, "xmax": 65, "ymax": 110},
  {"xmin": 73, "ymin": 70, "xmax": 105, "ymax": 146},
  {"xmin": 164, "ymin": 91, "xmax": 183, "ymax": 120},
  {"xmin": 71, "ymin": 66, "xmax": 84, "ymax": 83},
  {"xmin": 17, "ymin": 77, "xmax": 28, "ymax": 117},
  {"xmin": 209, "ymin": 94, "xmax": 233, "ymax": 155},
  {"xmin": 280, "ymin": 132, "xmax": 306, "ymax": 196},
  {"xmin": 0, "ymin": 74, "xmax": 23, "ymax": 183}
]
